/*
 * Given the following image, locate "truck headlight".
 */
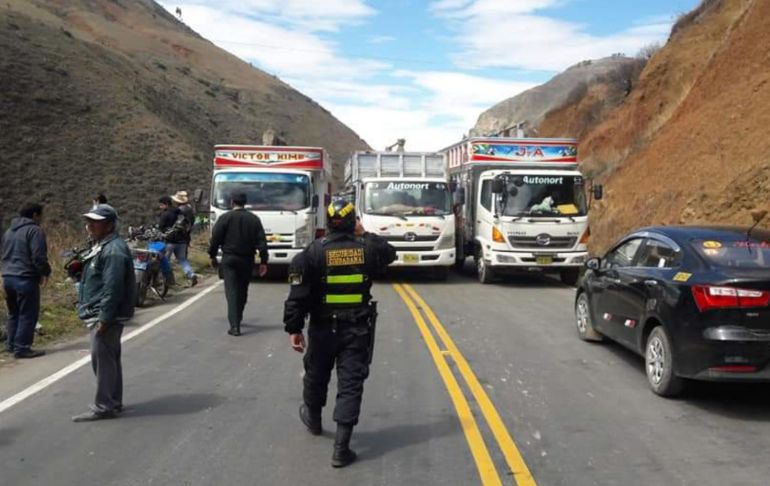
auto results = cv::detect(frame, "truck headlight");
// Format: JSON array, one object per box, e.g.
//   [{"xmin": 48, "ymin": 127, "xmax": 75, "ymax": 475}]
[
  {"xmin": 295, "ymin": 226, "xmax": 312, "ymax": 248},
  {"xmin": 436, "ymin": 233, "xmax": 455, "ymax": 250}
]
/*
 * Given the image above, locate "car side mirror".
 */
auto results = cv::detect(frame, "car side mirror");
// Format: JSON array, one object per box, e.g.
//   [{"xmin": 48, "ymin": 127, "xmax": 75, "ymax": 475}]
[
  {"xmin": 593, "ymin": 184, "xmax": 604, "ymax": 201},
  {"xmin": 491, "ymin": 179, "xmax": 505, "ymax": 194},
  {"xmin": 311, "ymin": 194, "xmax": 319, "ymax": 209},
  {"xmin": 586, "ymin": 257, "xmax": 601, "ymax": 271},
  {"xmin": 454, "ymin": 187, "xmax": 466, "ymax": 206}
]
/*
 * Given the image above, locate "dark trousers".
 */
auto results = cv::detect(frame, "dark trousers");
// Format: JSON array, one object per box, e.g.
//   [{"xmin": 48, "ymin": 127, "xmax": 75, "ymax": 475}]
[
  {"xmin": 221, "ymin": 255, "xmax": 252, "ymax": 329},
  {"xmin": 3, "ymin": 275, "xmax": 41, "ymax": 352},
  {"xmin": 90, "ymin": 323, "xmax": 123, "ymax": 413},
  {"xmin": 303, "ymin": 326, "xmax": 371, "ymax": 426}
]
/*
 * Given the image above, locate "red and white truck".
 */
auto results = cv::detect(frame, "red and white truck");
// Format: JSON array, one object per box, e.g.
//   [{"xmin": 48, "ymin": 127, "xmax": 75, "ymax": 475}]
[
  {"xmin": 441, "ymin": 137, "xmax": 602, "ymax": 285},
  {"xmin": 211, "ymin": 145, "xmax": 332, "ymax": 266}
]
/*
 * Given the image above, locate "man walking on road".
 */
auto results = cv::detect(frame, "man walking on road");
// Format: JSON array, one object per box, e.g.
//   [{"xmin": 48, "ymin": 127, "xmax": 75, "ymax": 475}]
[
  {"xmin": 1, "ymin": 203, "xmax": 51, "ymax": 358},
  {"xmin": 208, "ymin": 193, "xmax": 268, "ymax": 336},
  {"xmin": 72, "ymin": 204, "xmax": 135, "ymax": 422},
  {"xmin": 284, "ymin": 200, "xmax": 396, "ymax": 468}
]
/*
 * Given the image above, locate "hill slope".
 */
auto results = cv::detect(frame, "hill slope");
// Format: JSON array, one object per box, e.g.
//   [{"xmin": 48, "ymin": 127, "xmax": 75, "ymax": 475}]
[{"xmin": 0, "ymin": 0, "xmax": 368, "ymax": 226}]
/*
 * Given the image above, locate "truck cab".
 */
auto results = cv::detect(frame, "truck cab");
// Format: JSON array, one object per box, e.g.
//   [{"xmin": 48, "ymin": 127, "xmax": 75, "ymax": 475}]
[
  {"xmin": 210, "ymin": 145, "xmax": 331, "ymax": 266},
  {"xmin": 345, "ymin": 151, "xmax": 455, "ymax": 278},
  {"xmin": 443, "ymin": 138, "xmax": 600, "ymax": 285}
]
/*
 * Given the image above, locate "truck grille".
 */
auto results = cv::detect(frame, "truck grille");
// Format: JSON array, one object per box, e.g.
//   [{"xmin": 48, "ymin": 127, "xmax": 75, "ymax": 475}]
[
  {"xmin": 383, "ymin": 234, "xmax": 440, "ymax": 242},
  {"xmin": 509, "ymin": 235, "xmax": 577, "ymax": 250},
  {"xmin": 267, "ymin": 233, "xmax": 294, "ymax": 249}
]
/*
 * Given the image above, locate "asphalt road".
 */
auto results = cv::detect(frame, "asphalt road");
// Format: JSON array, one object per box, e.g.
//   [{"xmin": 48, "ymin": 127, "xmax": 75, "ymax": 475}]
[{"xmin": 3, "ymin": 269, "xmax": 770, "ymax": 485}]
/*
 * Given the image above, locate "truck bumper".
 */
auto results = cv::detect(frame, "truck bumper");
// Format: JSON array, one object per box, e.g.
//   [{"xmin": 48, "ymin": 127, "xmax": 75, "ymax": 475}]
[
  {"xmin": 266, "ymin": 248, "xmax": 302, "ymax": 265},
  {"xmin": 487, "ymin": 250, "xmax": 587, "ymax": 269},
  {"xmin": 391, "ymin": 249, "xmax": 455, "ymax": 267}
]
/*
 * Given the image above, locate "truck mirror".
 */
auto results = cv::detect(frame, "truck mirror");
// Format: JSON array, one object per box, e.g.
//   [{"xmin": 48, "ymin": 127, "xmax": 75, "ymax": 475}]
[
  {"xmin": 311, "ymin": 194, "xmax": 319, "ymax": 209},
  {"xmin": 593, "ymin": 184, "xmax": 604, "ymax": 201},
  {"xmin": 193, "ymin": 188, "xmax": 204, "ymax": 204},
  {"xmin": 454, "ymin": 187, "xmax": 466, "ymax": 206},
  {"xmin": 491, "ymin": 179, "xmax": 505, "ymax": 194}
]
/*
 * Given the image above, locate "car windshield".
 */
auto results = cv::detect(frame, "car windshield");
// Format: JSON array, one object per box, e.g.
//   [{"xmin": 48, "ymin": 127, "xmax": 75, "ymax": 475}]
[
  {"xmin": 213, "ymin": 172, "xmax": 310, "ymax": 211},
  {"xmin": 693, "ymin": 238, "xmax": 770, "ymax": 269},
  {"xmin": 496, "ymin": 175, "xmax": 587, "ymax": 217},
  {"xmin": 364, "ymin": 181, "xmax": 452, "ymax": 216}
]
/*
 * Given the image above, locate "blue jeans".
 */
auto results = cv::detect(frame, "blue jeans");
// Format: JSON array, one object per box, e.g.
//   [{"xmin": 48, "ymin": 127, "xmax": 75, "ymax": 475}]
[
  {"xmin": 3, "ymin": 276, "xmax": 41, "ymax": 352},
  {"xmin": 166, "ymin": 243, "xmax": 194, "ymax": 278}
]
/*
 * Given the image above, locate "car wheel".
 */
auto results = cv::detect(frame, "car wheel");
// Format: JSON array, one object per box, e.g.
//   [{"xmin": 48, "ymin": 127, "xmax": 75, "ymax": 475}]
[
  {"xmin": 476, "ymin": 255, "xmax": 495, "ymax": 284},
  {"xmin": 645, "ymin": 326, "xmax": 684, "ymax": 397},
  {"xmin": 575, "ymin": 292, "xmax": 604, "ymax": 342}
]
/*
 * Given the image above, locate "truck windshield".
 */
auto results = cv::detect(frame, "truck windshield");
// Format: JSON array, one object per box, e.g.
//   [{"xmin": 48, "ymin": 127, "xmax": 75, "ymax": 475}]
[
  {"xmin": 213, "ymin": 172, "xmax": 310, "ymax": 211},
  {"xmin": 495, "ymin": 175, "xmax": 587, "ymax": 217},
  {"xmin": 364, "ymin": 181, "xmax": 452, "ymax": 216}
]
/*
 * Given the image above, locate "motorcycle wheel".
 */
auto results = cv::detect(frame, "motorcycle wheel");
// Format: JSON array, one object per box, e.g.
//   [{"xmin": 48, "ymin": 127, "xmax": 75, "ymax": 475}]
[{"xmin": 155, "ymin": 271, "xmax": 169, "ymax": 298}]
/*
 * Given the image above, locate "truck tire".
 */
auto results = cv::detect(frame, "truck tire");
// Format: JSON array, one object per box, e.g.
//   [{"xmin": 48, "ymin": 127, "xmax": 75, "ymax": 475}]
[
  {"xmin": 476, "ymin": 256, "xmax": 495, "ymax": 284},
  {"xmin": 560, "ymin": 268, "xmax": 580, "ymax": 286}
]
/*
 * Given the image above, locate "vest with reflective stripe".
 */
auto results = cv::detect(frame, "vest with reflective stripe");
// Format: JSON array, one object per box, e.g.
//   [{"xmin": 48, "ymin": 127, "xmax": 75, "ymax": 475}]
[{"xmin": 321, "ymin": 236, "xmax": 370, "ymax": 313}]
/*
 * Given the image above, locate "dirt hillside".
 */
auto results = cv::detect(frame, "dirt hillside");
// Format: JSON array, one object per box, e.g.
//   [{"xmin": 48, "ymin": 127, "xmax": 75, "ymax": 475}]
[
  {"xmin": 0, "ymin": 0, "xmax": 368, "ymax": 227},
  {"xmin": 577, "ymin": 0, "xmax": 768, "ymax": 251}
]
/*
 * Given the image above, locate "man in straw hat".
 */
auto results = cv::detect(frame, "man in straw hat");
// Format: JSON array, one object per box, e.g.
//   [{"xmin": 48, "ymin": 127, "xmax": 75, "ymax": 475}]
[{"xmin": 167, "ymin": 190, "xmax": 197, "ymax": 286}]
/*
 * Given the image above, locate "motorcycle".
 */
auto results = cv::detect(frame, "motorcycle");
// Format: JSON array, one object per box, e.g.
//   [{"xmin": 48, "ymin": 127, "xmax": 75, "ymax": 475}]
[{"xmin": 127, "ymin": 226, "xmax": 169, "ymax": 307}]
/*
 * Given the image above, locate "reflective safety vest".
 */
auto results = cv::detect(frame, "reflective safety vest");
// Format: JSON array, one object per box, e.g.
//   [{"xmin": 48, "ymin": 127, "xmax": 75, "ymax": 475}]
[{"xmin": 321, "ymin": 237, "xmax": 370, "ymax": 312}]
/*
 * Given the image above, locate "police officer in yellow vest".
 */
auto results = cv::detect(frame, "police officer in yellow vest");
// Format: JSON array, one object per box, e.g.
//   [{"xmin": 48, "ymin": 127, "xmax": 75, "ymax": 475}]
[{"xmin": 284, "ymin": 199, "xmax": 396, "ymax": 468}]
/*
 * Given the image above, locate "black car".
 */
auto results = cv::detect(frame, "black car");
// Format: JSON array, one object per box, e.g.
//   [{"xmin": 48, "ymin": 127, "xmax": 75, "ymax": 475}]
[{"xmin": 575, "ymin": 226, "xmax": 770, "ymax": 396}]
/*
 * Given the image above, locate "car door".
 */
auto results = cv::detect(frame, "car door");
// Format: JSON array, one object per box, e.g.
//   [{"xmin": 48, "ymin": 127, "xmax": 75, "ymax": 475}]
[
  {"xmin": 618, "ymin": 238, "xmax": 682, "ymax": 347},
  {"xmin": 589, "ymin": 237, "xmax": 644, "ymax": 341}
]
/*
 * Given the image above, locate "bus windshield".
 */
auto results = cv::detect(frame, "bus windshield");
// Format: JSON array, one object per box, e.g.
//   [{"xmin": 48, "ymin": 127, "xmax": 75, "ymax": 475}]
[{"xmin": 213, "ymin": 172, "xmax": 310, "ymax": 211}]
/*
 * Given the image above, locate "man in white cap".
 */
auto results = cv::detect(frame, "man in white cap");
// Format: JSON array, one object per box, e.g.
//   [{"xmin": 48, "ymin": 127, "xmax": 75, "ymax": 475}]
[
  {"xmin": 73, "ymin": 204, "xmax": 135, "ymax": 422},
  {"xmin": 168, "ymin": 191, "xmax": 197, "ymax": 286}
]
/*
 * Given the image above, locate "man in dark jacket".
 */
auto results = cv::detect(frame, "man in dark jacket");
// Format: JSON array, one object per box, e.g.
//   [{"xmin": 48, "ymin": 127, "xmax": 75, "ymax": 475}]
[
  {"xmin": 72, "ymin": 204, "xmax": 135, "ymax": 422},
  {"xmin": 284, "ymin": 200, "xmax": 396, "ymax": 468},
  {"xmin": 208, "ymin": 192, "xmax": 268, "ymax": 336},
  {"xmin": 1, "ymin": 203, "xmax": 51, "ymax": 358}
]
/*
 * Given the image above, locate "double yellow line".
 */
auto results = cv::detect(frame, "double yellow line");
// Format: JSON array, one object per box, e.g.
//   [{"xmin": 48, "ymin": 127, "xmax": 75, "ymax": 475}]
[{"xmin": 393, "ymin": 283, "xmax": 536, "ymax": 486}]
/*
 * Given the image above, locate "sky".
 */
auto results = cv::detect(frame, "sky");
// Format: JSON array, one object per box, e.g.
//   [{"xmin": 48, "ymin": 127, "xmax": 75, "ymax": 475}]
[{"xmin": 160, "ymin": 0, "xmax": 700, "ymax": 151}]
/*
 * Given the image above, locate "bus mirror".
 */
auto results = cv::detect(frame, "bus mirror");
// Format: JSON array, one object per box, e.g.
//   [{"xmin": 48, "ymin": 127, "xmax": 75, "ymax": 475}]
[
  {"xmin": 593, "ymin": 184, "xmax": 604, "ymax": 201},
  {"xmin": 454, "ymin": 187, "xmax": 466, "ymax": 206},
  {"xmin": 491, "ymin": 179, "xmax": 505, "ymax": 194},
  {"xmin": 311, "ymin": 194, "xmax": 319, "ymax": 209}
]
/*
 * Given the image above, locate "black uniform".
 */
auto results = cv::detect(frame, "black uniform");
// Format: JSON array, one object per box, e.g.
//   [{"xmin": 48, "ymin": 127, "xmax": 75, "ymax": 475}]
[
  {"xmin": 208, "ymin": 208, "xmax": 269, "ymax": 332},
  {"xmin": 284, "ymin": 231, "xmax": 396, "ymax": 426}
]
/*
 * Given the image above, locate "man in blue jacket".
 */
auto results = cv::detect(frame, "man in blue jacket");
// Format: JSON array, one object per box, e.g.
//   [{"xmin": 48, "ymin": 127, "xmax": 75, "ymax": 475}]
[
  {"xmin": 72, "ymin": 204, "xmax": 136, "ymax": 422},
  {"xmin": 1, "ymin": 203, "xmax": 51, "ymax": 358}
]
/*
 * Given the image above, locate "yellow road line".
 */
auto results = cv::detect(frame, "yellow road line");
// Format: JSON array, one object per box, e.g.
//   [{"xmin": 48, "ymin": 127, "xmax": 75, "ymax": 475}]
[
  {"xmin": 402, "ymin": 283, "xmax": 537, "ymax": 486},
  {"xmin": 393, "ymin": 284, "xmax": 502, "ymax": 486}
]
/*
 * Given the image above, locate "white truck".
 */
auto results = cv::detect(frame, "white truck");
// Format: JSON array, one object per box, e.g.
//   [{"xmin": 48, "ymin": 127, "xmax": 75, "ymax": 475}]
[
  {"xmin": 441, "ymin": 137, "xmax": 602, "ymax": 285},
  {"xmin": 211, "ymin": 145, "xmax": 331, "ymax": 266},
  {"xmin": 344, "ymin": 150, "xmax": 456, "ymax": 279}
]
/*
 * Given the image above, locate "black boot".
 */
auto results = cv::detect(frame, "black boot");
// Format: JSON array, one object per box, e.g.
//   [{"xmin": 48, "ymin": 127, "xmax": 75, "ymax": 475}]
[
  {"xmin": 331, "ymin": 424, "xmax": 357, "ymax": 468},
  {"xmin": 299, "ymin": 404, "xmax": 322, "ymax": 435},
  {"xmin": 227, "ymin": 325, "xmax": 241, "ymax": 336}
]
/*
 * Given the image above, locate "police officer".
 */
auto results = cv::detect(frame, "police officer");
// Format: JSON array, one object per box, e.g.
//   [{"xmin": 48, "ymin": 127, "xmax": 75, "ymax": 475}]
[{"xmin": 284, "ymin": 199, "xmax": 396, "ymax": 468}]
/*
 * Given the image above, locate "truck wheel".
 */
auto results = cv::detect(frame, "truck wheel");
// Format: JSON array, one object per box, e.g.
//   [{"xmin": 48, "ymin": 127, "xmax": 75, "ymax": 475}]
[
  {"xmin": 575, "ymin": 292, "xmax": 604, "ymax": 342},
  {"xmin": 645, "ymin": 326, "xmax": 684, "ymax": 397},
  {"xmin": 476, "ymin": 256, "xmax": 495, "ymax": 284},
  {"xmin": 560, "ymin": 268, "xmax": 580, "ymax": 286}
]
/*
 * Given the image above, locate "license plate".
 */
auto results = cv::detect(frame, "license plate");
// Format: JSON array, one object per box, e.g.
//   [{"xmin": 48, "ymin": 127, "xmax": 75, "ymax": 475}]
[
  {"xmin": 403, "ymin": 254, "xmax": 420, "ymax": 264},
  {"xmin": 536, "ymin": 256, "xmax": 553, "ymax": 265}
]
